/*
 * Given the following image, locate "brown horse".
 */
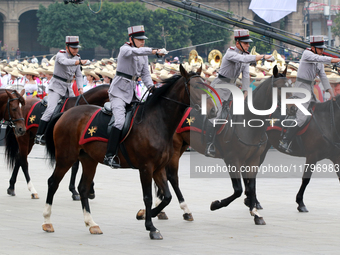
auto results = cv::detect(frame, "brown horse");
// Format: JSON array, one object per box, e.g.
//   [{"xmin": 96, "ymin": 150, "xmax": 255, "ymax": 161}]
[
  {"xmin": 5, "ymin": 85, "xmax": 110, "ymax": 199},
  {"xmin": 152, "ymin": 66, "xmax": 290, "ymax": 224},
  {"xmin": 0, "ymin": 89, "xmax": 26, "ymax": 137},
  {"xmin": 42, "ymin": 65, "xmax": 215, "ymax": 239}
]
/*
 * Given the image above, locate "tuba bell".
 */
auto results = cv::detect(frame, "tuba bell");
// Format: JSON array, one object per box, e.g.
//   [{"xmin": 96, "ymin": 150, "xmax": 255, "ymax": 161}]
[
  {"xmin": 208, "ymin": 49, "xmax": 222, "ymax": 68},
  {"xmin": 188, "ymin": 49, "xmax": 203, "ymax": 66}
]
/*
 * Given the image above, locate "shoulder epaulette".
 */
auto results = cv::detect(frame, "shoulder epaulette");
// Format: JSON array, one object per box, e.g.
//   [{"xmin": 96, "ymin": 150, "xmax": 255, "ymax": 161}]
[
  {"xmin": 76, "ymin": 54, "xmax": 80, "ymax": 57},
  {"xmin": 229, "ymin": 47, "xmax": 235, "ymax": 50},
  {"xmin": 59, "ymin": 50, "xmax": 66, "ymax": 53}
]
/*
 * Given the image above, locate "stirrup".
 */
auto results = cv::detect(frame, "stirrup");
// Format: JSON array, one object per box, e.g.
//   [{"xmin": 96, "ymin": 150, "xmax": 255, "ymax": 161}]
[
  {"xmin": 103, "ymin": 155, "xmax": 121, "ymax": 168},
  {"xmin": 278, "ymin": 140, "xmax": 292, "ymax": 154},
  {"xmin": 205, "ymin": 143, "xmax": 216, "ymax": 158},
  {"xmin": 34, "ymin": 135, "xmax": 46, "ymax": 146}
]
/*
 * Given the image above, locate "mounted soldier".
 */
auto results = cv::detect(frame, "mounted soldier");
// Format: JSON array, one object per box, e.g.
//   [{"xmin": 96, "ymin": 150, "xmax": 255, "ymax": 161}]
[
  {"xmin": 103, "ymin": 25, "xmax": 167, "ymax": 168},
  {"xmin": 34, "ymin": 36, "xmax": 90, "ymax": 145},
  {"xmin": 206, "ymin": 29, "xmax": 273, "ymax": 157},
  {"xmin": 279, "ymin": 35, "xmax": 340, "ymax": 153}
]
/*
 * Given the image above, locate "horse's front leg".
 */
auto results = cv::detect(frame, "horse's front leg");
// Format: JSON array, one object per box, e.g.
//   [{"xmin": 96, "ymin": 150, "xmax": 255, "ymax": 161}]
[{"xmin": 139, "ymin": 167, "xmax": 163, "ymax": 240}]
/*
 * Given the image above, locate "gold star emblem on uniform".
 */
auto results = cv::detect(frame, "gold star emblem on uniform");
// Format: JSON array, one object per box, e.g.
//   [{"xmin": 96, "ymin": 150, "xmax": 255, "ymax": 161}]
[
  {"xmin": 88, "ymin": 126, "xmax": 97, "ymax": 137},
  {"xmin": 186, "ymin": 116, "xmax": 195, "ymax": 125},
  {"xmin": 29, "ymin": 115, "xmax": 36, "ymax": 123}
]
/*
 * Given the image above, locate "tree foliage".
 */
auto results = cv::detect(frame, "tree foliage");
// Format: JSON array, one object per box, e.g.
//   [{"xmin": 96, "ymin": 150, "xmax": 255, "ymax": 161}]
[
  {"xmin": 37, "ymin": 2, "xmax": 100, "ymax": 49},
  {"xmin": 37, "ymin": 1, "xmax": 232, "ymax": 53}
]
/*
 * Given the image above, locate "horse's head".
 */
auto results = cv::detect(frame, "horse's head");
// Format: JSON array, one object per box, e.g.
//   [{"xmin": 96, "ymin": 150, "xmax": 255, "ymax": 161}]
[
  {"xmin": 5, "ymin": 89, "xmax": 26, "ymax": 136},
  {"xmin": 179, "ymin": 64, "xmax": 217, "ymax": 118}
]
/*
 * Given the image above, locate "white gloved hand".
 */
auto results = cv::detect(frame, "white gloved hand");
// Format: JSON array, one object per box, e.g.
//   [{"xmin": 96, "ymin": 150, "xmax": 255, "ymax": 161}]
[
  {"xmin": 267, "ymin": 56, "xmax": 276, "ymax": 62},
  {"xmin": 158, "ymin": 48, "xmax": 169, "ymax": 55},
  {"xmin": 83, "ymin": 60, "xmax": 92, "ymax": 66}
]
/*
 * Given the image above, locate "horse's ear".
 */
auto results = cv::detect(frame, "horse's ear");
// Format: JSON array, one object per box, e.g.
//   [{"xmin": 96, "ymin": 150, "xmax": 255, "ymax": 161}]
[
  {"xmin": 273, "ymin": 65, "xmax": 279, "ymax": 78},
  {"xmin": 5, "ymin": 89, "xmax": 12, "ymax": 99},
  {"xmin": 180, "ymin": 64, "xmax": 189, "ymax": 80},
  {"xmin": 197, "ymin": 64, "xmax": 202, "ymax": 75},
  {"xmin": 19, "ymin": 89, "xmax": 26, "ymax": 106},
  {"xmin": 20, "ymin": 89, "xmax": 25, "ymax": 97}
]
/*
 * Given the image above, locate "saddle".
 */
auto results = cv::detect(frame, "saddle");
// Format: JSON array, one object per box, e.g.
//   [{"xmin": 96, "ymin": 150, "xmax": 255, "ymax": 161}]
[
  {"xmin": 79, "ymin": 102, "xmax": 139, "ymax": 145},
  {"xmin": 26, "ymin": 97, "xmax": 69, "ymax": 130},
  {"xmin": 267, "ymin": 104, "xmax": 314, "ymax": 136}
]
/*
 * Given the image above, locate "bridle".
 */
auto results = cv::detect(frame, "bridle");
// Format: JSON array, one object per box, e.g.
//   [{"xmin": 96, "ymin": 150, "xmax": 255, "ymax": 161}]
[
  {"xmin": 5, "ymin": 92, "xmax": 24, "ymax": 128},
  {"xmin": 161, "ymin": 74, "xmax": 216, "ymax": 111}
]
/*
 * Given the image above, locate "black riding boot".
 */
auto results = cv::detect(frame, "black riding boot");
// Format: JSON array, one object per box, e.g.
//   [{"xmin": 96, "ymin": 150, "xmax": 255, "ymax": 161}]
[
  {"xmin": 205, "ymin": 123, "xmax": 216, "ymax": 158},
  {"xmin": 103, "ymin": 127, "xmax": 122, "ymax": 168},
  {"xmin": 278, "ymin": 125, "xmax": 300, "ymax": 153},
  {"xmin": 34, "ymin": 120, "xmax": 49, "ymax": 145}
]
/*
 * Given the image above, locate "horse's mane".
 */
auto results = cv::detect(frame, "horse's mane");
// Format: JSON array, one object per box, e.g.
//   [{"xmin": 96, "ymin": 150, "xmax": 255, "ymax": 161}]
[{"xmin": 144, "ymin": 75, "xmax": 182, "ymax": 107}]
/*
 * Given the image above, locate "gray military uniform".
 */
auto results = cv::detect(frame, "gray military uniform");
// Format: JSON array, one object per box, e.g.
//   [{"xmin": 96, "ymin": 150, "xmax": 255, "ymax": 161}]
[
  {"xmin": 210, "ymin": 46, "xmax": 256, "ymax": 104},
  {"xmin": 41, "ymin": 50, "xmax": 82, "ymax": 122},
  {"xmin": 294, "ymin": 48, "xmax": 332, "ymax": 127},
  {"xmin": 108, "ymin": 42, "xmax": 154, "ymax": 130}
]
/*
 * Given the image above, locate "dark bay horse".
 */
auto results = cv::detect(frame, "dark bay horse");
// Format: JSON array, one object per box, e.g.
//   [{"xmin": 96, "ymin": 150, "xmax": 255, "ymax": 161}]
[
  {"xmin": 5, "ymin": 85, "xmax": 110, "ymax": 199},
  {"xmin": 151, "ymin": 66, "xmax": 290, "ymax": 225},
  {"xmin": 42, "ymin": 65, "xmax": 215, "ymax": 239},
  {"xmin": 260, "ymin": 94, "xmax": 340, "ymax": 212},
  {"xmin": 0, "ymin": 89, "xmax": 26, "ymax": 137}
]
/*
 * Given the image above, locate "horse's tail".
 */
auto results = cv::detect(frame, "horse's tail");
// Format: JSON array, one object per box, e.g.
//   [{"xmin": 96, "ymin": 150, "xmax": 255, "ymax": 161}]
[
  {"xmin": 4, "ymin": 125, "xmax": 19, "ymax": 169},
  {"xmin": 45, "ymin": 113, "xmax": 63, "ymax": 166}
]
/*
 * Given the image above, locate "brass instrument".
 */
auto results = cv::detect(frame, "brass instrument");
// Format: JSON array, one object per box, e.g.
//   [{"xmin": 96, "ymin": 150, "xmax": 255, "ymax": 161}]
[{"xmin": 208, "ymin": 49, "xmax": 222, "ymax": 68}]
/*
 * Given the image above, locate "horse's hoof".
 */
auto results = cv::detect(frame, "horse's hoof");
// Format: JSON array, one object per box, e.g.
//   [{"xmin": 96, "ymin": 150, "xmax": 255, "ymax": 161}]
[
  {"xmin": 183, "ymin": 213, "xmax": 194, "ymax": 221},
  {"xmin": 149, "ymin": 229, "xmax": 163, "ymax": 240},
  {"xmin": 31, "ymin": 193, "xmax": 39, "ymax": 199},
  {"xmin": 256, "ymin": 203, "xmax": 263, "ymax": 210},
  {"xmin": 72, "ymin": 194, "xmax": 80, "ymax": 201},
  {"xmin": 136, "ymin": 209, "xmax": 145, "ymax": 220},
  {"xmin": 88, "ymin": 193, "xmax": 95, "ymax": 200},
  {"xmin": 297, "ymin": 205, "xmax": 309, "ymax": 213},
  {"xmin": 42, "ymin": 223, "xmax": 55, "ymax": 232},
  {"xmin": 157, "ymin": 212, "xmax": 168, "ymax": 220},
  {"xmin": 254, "ymin": 215, "xmax": 266, "ymax": 225},
  {"xmin": 210, "ymin": 200, "xmax": 221, "ymax": 211},
  {"xmin": 7, "ymin": 188, "xmax": 15, "ymax": 196},
  {"xmin": 244, "ymin": 198, "xmax": 250, "ymax": 208},
  {"xmin": 89, "ymin": 226, "xmax": 103, "ymax": 234}
]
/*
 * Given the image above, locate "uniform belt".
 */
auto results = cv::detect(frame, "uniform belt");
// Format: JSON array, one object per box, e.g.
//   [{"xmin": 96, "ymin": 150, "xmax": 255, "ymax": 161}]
[
  {"xmin": 296, "ymin": 77, "xmax": 315, "ymax": 86},
  {"xmin": 116, "ymin": 71, "xmax": 139, "ymax": 81},
  {"xmin": 53, "ymin": 74, "xmax": 73, "ymax": 84},
  {"xmin": 218, "ymin": 74, "xmax": 237, "ymax": 84}
]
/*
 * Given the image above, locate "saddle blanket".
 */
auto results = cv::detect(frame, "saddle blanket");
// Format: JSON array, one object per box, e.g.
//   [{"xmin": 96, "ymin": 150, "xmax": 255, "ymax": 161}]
[
  {"xmin": 26, "ymin": 98, "xmax": 69, "ymax": 130},
  {"xmin": 176, "ymin": 106, "xmax": 229, "ymax": 135},
  {"xmin": 266, "ymin": 105, "xmax": 315, "ymax": 136},
  {"xmin": 79, "ymin": 109, "xmax": 111, "ymax": 145}
]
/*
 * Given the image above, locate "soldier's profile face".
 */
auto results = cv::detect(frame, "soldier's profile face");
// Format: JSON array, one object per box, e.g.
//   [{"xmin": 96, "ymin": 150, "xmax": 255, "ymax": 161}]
[
  {"xmin": 315, "ymin": 47, "xmax": 324, "ymax": 55},
  {"xmin": 66, "ymin": 46, "xmax": 79, "ymax": 56},
  {"xmin": 129, "ymin": 37, "xmax": 145, "ymax": 48},
  {"xmin": 237, "ymin": 41, "xmax": 250, "ymax": 52}
]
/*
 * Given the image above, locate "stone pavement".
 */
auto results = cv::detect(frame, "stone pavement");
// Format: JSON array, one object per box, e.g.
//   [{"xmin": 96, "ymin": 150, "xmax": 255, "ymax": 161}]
[{"xmin": 0, "ymin": 145, "xmax": 339, "ymax": 255}]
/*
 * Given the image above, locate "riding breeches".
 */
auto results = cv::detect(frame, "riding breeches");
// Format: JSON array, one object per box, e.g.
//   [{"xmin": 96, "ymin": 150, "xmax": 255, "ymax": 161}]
[
  {"xmin": 109, "ymin": 95, "xmax": 126, "ymax": 130},
  {"xmin": 41, "ymin": 89, "xmax": 70, "ymax": 122}
]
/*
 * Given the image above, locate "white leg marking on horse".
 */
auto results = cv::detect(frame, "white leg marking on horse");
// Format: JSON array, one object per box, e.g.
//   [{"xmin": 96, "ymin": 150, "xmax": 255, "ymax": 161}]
[
  {"xmin": 155, "ymin": 197, "xmax": 162, "ymax": 207},
  {"xmin": 180, "ymin": 202, "xmax": 191, "ymax": 214},
  {"xmin": 250, "ymin": 208, "xmax": 262, "ymax": 217},
  {"xmin": 27, "ymin": 181, "xmax": 37, "ymax": 194},
  {"xmin": 43, "ymin": 204, "xmax": 52, "ymax": 224},
  {"xmin": 83, "ymin": 209, "xmax": 98, "ymax": 227}
]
